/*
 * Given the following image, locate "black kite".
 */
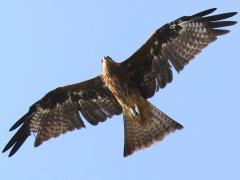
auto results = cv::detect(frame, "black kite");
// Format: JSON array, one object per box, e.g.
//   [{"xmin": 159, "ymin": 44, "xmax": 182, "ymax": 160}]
[{"xmin": 3, "ymin": 8, "xmax": 237, "ymax": 157}]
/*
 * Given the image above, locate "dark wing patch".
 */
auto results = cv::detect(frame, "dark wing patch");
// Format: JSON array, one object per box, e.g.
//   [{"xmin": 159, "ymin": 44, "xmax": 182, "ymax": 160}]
[
  {"xmin": 121, "ymin": 8, "xmax": 237, "ymax": 99},
  {"xmin": 3, "ymin": 76, "xmax": 122, "ymax": 157}
]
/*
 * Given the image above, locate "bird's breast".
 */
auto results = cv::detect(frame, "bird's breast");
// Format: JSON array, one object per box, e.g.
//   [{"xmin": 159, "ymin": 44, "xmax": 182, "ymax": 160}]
[{"xmin": 101, "ymin": 62, "xmax": 138, "ymax": 107}]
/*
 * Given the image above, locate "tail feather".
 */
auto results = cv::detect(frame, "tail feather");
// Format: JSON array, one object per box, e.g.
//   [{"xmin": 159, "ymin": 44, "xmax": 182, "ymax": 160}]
[{"xmin": 123, "ymin": 98, "xmax": 183, "ymax": 157}]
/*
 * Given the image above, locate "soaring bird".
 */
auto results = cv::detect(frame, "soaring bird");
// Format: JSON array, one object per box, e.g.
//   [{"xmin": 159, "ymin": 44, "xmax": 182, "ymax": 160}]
[{"xmin": 3, "ymin": 8, "xmax": 237, "ymax": 157}]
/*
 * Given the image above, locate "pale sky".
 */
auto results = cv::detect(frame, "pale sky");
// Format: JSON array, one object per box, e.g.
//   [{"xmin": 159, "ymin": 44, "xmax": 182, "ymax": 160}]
[{"xmin": 1, "ymin": 1, "xmax": 239, "ymax": 180}]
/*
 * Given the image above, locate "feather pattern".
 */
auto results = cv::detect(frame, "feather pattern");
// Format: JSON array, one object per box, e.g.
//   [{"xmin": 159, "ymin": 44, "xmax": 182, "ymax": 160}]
[
  {"xmin": 3, "ymin": 76, "xmax": 122, "ymax": 156},
  {"xmin": 122, "ymin": 8, "xmax": 237, "ymax": 99}
]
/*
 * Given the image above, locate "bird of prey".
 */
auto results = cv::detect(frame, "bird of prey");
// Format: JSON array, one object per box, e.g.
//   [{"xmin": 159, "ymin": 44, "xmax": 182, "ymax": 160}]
[{"xmin": 3, "ymin": 8, "xmax": 237, "ymax": 157}]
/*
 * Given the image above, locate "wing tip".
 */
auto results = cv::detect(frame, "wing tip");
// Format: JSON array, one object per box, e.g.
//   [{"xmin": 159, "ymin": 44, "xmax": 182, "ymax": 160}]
[
  {"xmin": 192, "ymin": 8, "xmax": 217, "ymax": 17},
  {"xmin": 213, "ymin": 29, "xmax": 230, "ymax": 36},
  {"xmin": 8, "ymin": 149, "xmax": 17, "ymax": 157},
  {"xmin": 201, "ymin": 11, "xmax": 238, "ymax": 22},
  {"xmin": 9, "ymin": 124, "xmax": 19, "ymax": 131},
  {"xmin": 227, "ymin": 11, "xmax": 238, "ymax": 17},
  {"xmin": 9, "ymin": 120, "xmax": 23, "ymax": 131},
  {"xmin": 2, "ymin": 146, "xmax": 9, "ymax": 154},
  {"xmin": 222, "ymin": 12, "xmax": 238, "ymax": 19},
  {"xmin": 3, "ymin": 123, "xmax": 31, "ymax": 157},
  {"xmin": 9, "ymin": 112, "xmax": 32, "ymax": 131}
]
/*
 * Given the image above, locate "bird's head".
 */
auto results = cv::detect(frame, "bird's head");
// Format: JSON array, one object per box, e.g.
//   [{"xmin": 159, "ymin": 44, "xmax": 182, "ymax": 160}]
[
  {"xmin": 102, "ymin": 56, "xmax": 117, "ymax": 76},
  {"xmin": 102, "ymin": 56, "xmax": 113, "ymax": 64},
  {"xmin": 102, "ymin": 56, "xmax": 113, "ymax": 72}
]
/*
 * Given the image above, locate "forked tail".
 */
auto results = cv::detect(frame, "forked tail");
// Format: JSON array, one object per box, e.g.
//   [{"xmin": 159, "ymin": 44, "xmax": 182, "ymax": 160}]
[{"xmin": 123, "ymin": 97, "xmax": 183, "ymax": 157}]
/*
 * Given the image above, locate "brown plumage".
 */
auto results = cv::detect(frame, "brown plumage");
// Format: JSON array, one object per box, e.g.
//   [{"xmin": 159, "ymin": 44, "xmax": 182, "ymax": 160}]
[{"xmin": 3, "ymin": 8, "xmax": 237, "ymax": 157}]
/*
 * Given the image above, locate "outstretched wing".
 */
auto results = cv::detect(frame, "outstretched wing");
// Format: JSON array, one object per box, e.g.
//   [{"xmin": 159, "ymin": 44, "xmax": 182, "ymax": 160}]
[
  {"xmin": 3, "ymin": 76, "xmax": 122, "ymax": 157},
  {"xmin": 121, "ymin": 8, "xmax": 237, "ymax": 99}
]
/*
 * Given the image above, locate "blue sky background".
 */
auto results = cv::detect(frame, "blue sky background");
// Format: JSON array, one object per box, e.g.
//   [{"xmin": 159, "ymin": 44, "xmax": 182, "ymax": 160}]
[{"xmin": 0, "ymin": 1, "xmax": 239, "ymax": 180}]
